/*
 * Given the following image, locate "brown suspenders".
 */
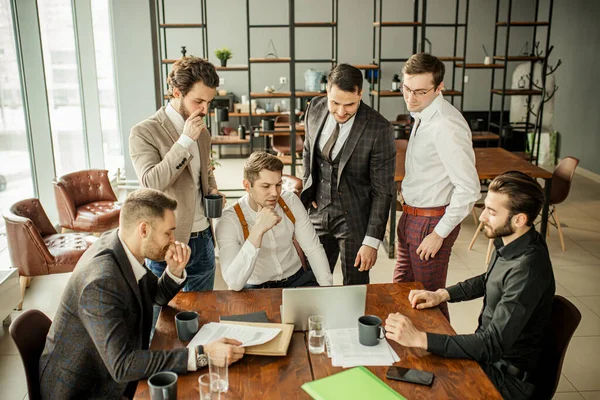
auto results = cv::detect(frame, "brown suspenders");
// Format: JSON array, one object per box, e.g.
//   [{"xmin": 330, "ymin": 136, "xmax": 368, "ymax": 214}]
[
  {"xmin": 233, "ymin": 197, "xmax": 296, "ymax": 240},
  {"xmin": 232, "ymin": 196, "xmax": 308, "ymax": 271}
]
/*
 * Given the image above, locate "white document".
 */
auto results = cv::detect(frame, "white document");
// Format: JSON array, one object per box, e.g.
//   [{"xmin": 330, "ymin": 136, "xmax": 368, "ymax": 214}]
[
  {"xmin": 187, "ymin": 322, "xmax": 281, "ymax": 349},
  {"xmin": 326, "ymin": 328, "xmax": 400, "ymax": 368}
]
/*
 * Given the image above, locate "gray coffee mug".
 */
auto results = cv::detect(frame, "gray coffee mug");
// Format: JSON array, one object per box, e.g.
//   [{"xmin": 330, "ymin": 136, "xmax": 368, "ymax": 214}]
[
  {"xmin": 175, "ymin": 311, "xmax": 199, "ymax": 342},
  {"xmin": 204, "ymin": 194, "xmax": 223, "ymax": 218},
  {"xmin": 358, "ymin": 315, "xmax": 386, "ymax": 346},
  {"xmin": 148, "ymin": 371, "xmax": 178, "ymax": 400}
]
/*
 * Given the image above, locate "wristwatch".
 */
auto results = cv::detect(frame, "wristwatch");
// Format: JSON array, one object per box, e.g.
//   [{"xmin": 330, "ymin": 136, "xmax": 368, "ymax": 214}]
[{"xmin": 196, "ymin": 345, "xmax": 208, "ymax": 368}]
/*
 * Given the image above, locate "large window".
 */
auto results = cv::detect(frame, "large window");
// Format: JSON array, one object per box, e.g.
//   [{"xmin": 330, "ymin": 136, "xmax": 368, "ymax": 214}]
[
  {"xmin": 38, "ymin": 0, "xmax": 88, "ymax": 177},
  {"xmin": 91, "ymin": 0, "xmax": 123, "ymax": 174},
  {"xmin": 0, "ymin": 0, "xmax": 35, "ymax": 251}
]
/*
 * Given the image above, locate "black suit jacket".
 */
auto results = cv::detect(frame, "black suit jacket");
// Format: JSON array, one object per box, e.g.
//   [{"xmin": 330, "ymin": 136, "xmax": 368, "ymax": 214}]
[
  {"xmin": 301, "ymin": 96, "xmax": 396, "ymax": 242},
  {"xmin": 39, "ymin": 230, "xmax": 187, "ymax": 399}
]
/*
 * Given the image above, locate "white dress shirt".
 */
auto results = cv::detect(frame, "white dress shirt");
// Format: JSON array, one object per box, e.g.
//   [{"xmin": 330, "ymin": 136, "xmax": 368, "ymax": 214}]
[
  {"xmin": 215, "ymin": 190, "xmax": 333, "ymax": 291},
  {"xmin": 401, "ymin": 93, "xmax": 481, "ymax": 238},
  {"xmin": 117, "ymin": 232, "xmax": 197, "ymax": 370},
  {"xmin": 166, "ymin": 103, "xmax": 210, "ymax": 233},
  {"xmin": 316, "ymin": 110, "xmax": 380, "ymax": 250}
]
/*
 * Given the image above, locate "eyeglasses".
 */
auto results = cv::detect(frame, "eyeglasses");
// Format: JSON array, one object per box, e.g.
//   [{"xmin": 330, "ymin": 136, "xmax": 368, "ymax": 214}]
[{"xmin": 401, "ymin": 84, "xmax": 436, "ymax": 98}]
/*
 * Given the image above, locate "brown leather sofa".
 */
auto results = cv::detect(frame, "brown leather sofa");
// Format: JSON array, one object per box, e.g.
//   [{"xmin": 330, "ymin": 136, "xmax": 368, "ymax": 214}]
[
  {"xmin": 2, "ymin": 198, "xmax": 96, "ymax": 310},
  {"xmin": 53, "ymin": 169, "xmax": 121, "ymax": 233}
]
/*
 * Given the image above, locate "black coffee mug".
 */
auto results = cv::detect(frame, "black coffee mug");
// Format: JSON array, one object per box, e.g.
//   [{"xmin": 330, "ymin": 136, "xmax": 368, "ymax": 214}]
[
  {"xmin": 175, "ymin": 311, "xmax": 199, "ymax": 342},
  {"xmin": 148, "ymin": 371, "xmax": 178, "ymax": 400},
  {"xmin": 204, "ymin": 194, "xmax": 223, "ymax": 219},
  {"xmin": 358, "ymin": 315, "xmax": 386, "ymax": 346}
]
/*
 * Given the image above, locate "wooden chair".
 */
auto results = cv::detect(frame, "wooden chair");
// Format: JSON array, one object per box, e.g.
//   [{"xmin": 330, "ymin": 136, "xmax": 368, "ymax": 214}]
[
  {"xmin": 272, "ymin": 115, "xmax": 304, "ymax": 157},
  {"xmin": 531, "ymin": 296, "xmax": 581, "ymax": 399},
  {"xmin": 9, "ymin": 309, "xmax": 52, "ymax": 400},
  {"xmin": 469, "ymin": 157, "xmax": 579, "ymax": 255}
]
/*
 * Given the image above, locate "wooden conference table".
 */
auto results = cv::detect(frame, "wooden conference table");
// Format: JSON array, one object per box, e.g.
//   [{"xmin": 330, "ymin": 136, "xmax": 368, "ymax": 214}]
[
  {"xmin": 134, "ymin": 283, "xmax": 501, "ymax": 399},
  {"xmin": 384, "ymin": 145, "xmax": 554, "ymax": 258}
]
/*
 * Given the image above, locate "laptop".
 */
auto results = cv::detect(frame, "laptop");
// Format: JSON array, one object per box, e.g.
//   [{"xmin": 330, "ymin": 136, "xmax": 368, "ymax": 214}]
[{"xmin": 281, "ymin": 285, "xmax": 367, "ymax": 331}]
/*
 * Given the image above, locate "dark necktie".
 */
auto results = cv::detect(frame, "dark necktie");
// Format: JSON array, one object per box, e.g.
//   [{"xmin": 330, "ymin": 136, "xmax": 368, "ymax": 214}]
[{"xmin": 322, "ymin": 123, "xmax": 340, "ymax": 161}]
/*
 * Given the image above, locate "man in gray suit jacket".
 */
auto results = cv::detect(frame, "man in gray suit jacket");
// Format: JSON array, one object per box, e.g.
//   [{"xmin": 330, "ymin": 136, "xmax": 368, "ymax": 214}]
[
  {"xmin": 39, "ymin": 189, "xmax": 244, "ymax": 399},
  {"xmin": 301, "ymin": 64, "xmax": 396, "ymax": 285}
]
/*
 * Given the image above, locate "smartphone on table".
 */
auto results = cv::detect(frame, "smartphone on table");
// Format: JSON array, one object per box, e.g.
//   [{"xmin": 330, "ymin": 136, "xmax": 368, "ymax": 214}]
[{"xmin": 386, "ymin": 366, "xmax": 434, "ymax": 386}]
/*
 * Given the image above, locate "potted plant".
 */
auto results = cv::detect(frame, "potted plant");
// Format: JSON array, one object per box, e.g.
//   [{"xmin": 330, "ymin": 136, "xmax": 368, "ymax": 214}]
[{"xmin": 215, "ymin": 47, "xmax": 233, "ymax": 67}]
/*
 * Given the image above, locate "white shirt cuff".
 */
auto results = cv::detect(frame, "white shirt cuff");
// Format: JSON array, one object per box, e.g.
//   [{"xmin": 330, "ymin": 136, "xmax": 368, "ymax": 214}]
[
  {"xmin": 177, "ymin": 134, "xmax": 195, "ymax": 150},
  {"xmin": 187, "ymin": 347, "xmax": 197, "ymax": 371},
  {"xmin": 434, "ymin": 221, "xmax": 453, "ymax": 239},
  {"xmin": 165, "ymin": 267, "xmax": 187, "ymax": 284},
  {"xmin": 362, "ymin": 236, "xmax": 381, "ymax": 250}
]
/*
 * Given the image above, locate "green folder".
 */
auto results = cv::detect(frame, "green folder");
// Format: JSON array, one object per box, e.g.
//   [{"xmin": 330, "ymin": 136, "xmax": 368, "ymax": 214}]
[{"xmin": 301, "ymin": 366, "xmax": 407, "ymax": 400}]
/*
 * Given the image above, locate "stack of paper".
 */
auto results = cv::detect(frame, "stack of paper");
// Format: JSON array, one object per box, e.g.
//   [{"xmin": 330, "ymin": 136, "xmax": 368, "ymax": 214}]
[
  {"xmin": 325, "ymin": 328, "xmax": 400, "ymax": 368},
  {"xmin": 187, "ymin": 322, "xmax": 281, "ymax": 348}
]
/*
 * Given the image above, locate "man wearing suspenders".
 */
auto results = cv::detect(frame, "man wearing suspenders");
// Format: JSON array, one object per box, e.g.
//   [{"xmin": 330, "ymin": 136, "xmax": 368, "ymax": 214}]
[{"xmin": 215, "ymin": 152, "xmax": 333, "ymax": 291}]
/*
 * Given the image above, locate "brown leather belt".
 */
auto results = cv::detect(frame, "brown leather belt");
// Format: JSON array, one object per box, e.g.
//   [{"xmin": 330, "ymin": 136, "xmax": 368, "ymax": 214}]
[{"xmin": 402, "ymin": 204, "xmax": 447, "ymax": 217}]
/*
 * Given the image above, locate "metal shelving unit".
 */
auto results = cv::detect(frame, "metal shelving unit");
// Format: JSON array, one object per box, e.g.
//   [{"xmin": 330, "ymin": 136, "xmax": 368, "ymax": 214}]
[
  {"xmin": 246, "ymin": 0, "xmax": 338, "ymax": 176},
  {"xmin": 485, "ymin": 0, "xmax": 554, "ymax": 163},
  {"xmin": 371, "ymin": 0, "xmax": 469, "ymax": 113}
]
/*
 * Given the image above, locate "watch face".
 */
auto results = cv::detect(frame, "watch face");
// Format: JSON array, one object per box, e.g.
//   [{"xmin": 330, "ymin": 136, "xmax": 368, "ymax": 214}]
[{"xmin": 197, "ymin": 353, "xmax": 209, "ymax": 368}]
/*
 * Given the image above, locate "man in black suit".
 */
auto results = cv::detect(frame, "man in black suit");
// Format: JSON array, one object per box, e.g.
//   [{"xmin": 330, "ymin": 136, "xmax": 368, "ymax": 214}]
[
  {"xmin": 39, "ymin": 189, "xmax": 244, "ymax": 399},
  {"xmin": 301, "ymin": 63, "xmax": 396, "ymax": 284}
]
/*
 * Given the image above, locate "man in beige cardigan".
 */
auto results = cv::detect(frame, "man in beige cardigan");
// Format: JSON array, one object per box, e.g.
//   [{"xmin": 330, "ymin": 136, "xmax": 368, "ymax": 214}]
[{"xmin": 130, "ymin": 57, "xmax": 223, "ymax": 292}]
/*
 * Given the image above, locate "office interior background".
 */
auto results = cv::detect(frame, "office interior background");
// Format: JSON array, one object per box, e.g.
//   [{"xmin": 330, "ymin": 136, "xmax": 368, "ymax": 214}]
[{"xmin": 0, "ymin": 0, "xmax": 600, "ymax": 399}]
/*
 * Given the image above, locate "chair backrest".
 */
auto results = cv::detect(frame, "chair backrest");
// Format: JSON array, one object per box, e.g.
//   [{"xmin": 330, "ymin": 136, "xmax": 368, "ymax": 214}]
[
  {"xmin": 394, "ymin": 114, "xmax": 411, "ymax": 124},
  {"xmin": 531, "ymin": 295, "xmax": 581, "ymax": 399},
  {"xmin": 4, "ymin": 199, "xmax": 55, "ymax": 275},
  {"xmin": 274, "ymin": 114, "xmax": 290, "ymax": 124},
  {"xmin": 549, "ymin": 157, "xmax": 579, "ymax": 205},
  {"xmin": 9, "ymin": 310, "xmax": 52, "ymax": 400},
  {"xmin": 9, "ymin": 198, "xmax": 56, "ymax": 237},
  {"xmin": 282, "ymin": 174, "xmax": 303, "ymax": 197}
]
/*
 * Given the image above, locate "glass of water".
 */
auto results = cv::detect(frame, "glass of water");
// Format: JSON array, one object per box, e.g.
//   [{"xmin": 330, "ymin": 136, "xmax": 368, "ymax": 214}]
[
  {"xmin": 308, "ymin": 315, "xmax": 325, "ymax": 354},
  {"xmin": 208, "ymin": 349, "xmax": 229, "ymax": 393},
  {"xmin": 199, "ymin": 373, "xmax": 220, "ymax": 400}
]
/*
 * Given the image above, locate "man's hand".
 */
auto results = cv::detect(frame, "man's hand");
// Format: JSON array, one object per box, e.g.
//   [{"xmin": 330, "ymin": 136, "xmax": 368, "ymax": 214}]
[
  {"xmin": 384, "ymin": 313, "xmax": 427, "ymax": 349},
  {"xmin": 210, "ymin": 188, "xmax": 227, "ymax": 206},
  {"xmin": 311, "ymin": 201, "xmax": 317, "ymax": 209},
  {"xmin": 354, "ymin": 245, "xmax": 377, "ymax": 272},
  {"xmin": 254, "ymin": 206, "xmax": 282, "ymax": 235},
  {"xmin": 408, "ymin": 289, "xmax": 449, "ymax": 310},
  {"xmin": 203, "ymin": 338, "xmax": 245, "ymax": 366},
  {"xmin": 165, "ymin": 241, "xmax": 191, "ymax": 278},
  {"xmin": 182, "ymin": 108, "xmax": 206, "ymax": 141},
  {"xmin": 416, "ymin": 230, "xmax": 444, "ymax": 261}
]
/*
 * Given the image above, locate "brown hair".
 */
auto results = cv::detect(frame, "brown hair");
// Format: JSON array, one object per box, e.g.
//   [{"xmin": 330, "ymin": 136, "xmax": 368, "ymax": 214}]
[
  {"xmin": 402, "ymin": 53, "xmax": 445, "ymax": 88},
  {"xmin": 488, "ymin": 171, "xmax": 545, "ymax": 226},
  {"xmin": 166, "ymin": 56, "xmax": 219, "ymax": 99},
  {"xmin": 328, "ymin": 63, "xmax": 364, "ymax": 93},
  {"xmin": 120, "ymin": 188, "xmax": 177, "ymax": 228},
  {"xmin": 244, "ymin": 151, "xmax": 284, "ymax": 185}
]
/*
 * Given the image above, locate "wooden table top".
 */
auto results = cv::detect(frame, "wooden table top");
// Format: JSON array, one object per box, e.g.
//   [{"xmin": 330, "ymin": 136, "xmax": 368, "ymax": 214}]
[
  {"xmin": 134, "ymin": 283, "xmax": 501, "ymax": 399},
  {"xmin": 211, "ymin": 136, "xmax": 250, "ymax": 144},
  {"xmin": 395, "ymin": 145, "xmax": 552, "ymax": 182}
]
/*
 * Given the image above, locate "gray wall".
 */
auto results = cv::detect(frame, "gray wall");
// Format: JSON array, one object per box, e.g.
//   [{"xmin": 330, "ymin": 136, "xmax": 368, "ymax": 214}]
[
  {"xmin": 111, "ymin": 0, "xmax": 599, "ymax": 175},
  {"xmin": 547, "ymin": 0, "xmax": 600, "ymax": 174}
]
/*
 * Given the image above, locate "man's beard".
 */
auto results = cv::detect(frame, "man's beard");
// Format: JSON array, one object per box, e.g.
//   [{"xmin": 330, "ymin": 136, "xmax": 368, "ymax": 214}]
[
  {"xmin": 142, "ymin": 238, "xmax": 170, "ymax": 262},
  {"xmin": 483, "ymin": 216, "xmax": 515, "ymax": 239},
  {"xmin": 178, "ymin": 100, "xmax": 201, "ymax": 121}
]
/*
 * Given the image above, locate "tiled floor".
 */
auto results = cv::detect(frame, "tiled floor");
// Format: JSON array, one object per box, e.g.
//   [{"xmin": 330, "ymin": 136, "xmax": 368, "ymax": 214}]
[{"xmin": 1, "ymin": 159, "xmax": 599, "ymax": 399}]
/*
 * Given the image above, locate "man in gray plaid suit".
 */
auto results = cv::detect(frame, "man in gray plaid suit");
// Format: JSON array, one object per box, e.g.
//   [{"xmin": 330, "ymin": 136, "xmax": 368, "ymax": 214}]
[
  {"xmin": 39, "ymin": 189, "xmax": 244, "ymax": 399},
  {"xmin": 301, "ymin": 64, "xmax": 396, "ymax": 285}
]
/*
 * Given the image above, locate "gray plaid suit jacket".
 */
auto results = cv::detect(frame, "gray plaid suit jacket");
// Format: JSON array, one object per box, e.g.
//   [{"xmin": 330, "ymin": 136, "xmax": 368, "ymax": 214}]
[
  {"xmin": 301, "ymin": 96, "xmax": 396, "ymax": 242},
  {"xmin": 39, "ymin": 230, "xmax": 188, "ymax": 399}
]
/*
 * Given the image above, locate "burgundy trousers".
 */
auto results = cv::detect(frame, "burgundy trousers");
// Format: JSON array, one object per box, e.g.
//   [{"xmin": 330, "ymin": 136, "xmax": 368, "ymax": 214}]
[{"xmin": 393, "ymin": 212, "xmax": 461, "ymax": 321}]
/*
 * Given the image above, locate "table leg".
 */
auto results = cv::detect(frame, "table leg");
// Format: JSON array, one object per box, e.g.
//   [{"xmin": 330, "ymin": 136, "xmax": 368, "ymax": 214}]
[{"xmin": 540, "ymin": 177, "xmax": 552, "ymax": 238}]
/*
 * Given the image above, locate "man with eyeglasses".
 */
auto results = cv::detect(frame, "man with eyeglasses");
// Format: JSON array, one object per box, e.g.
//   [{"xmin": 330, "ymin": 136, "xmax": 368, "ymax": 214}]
[{"xmin": 393, "ymin": 53, "xmax": 480, "ymax": 321}]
